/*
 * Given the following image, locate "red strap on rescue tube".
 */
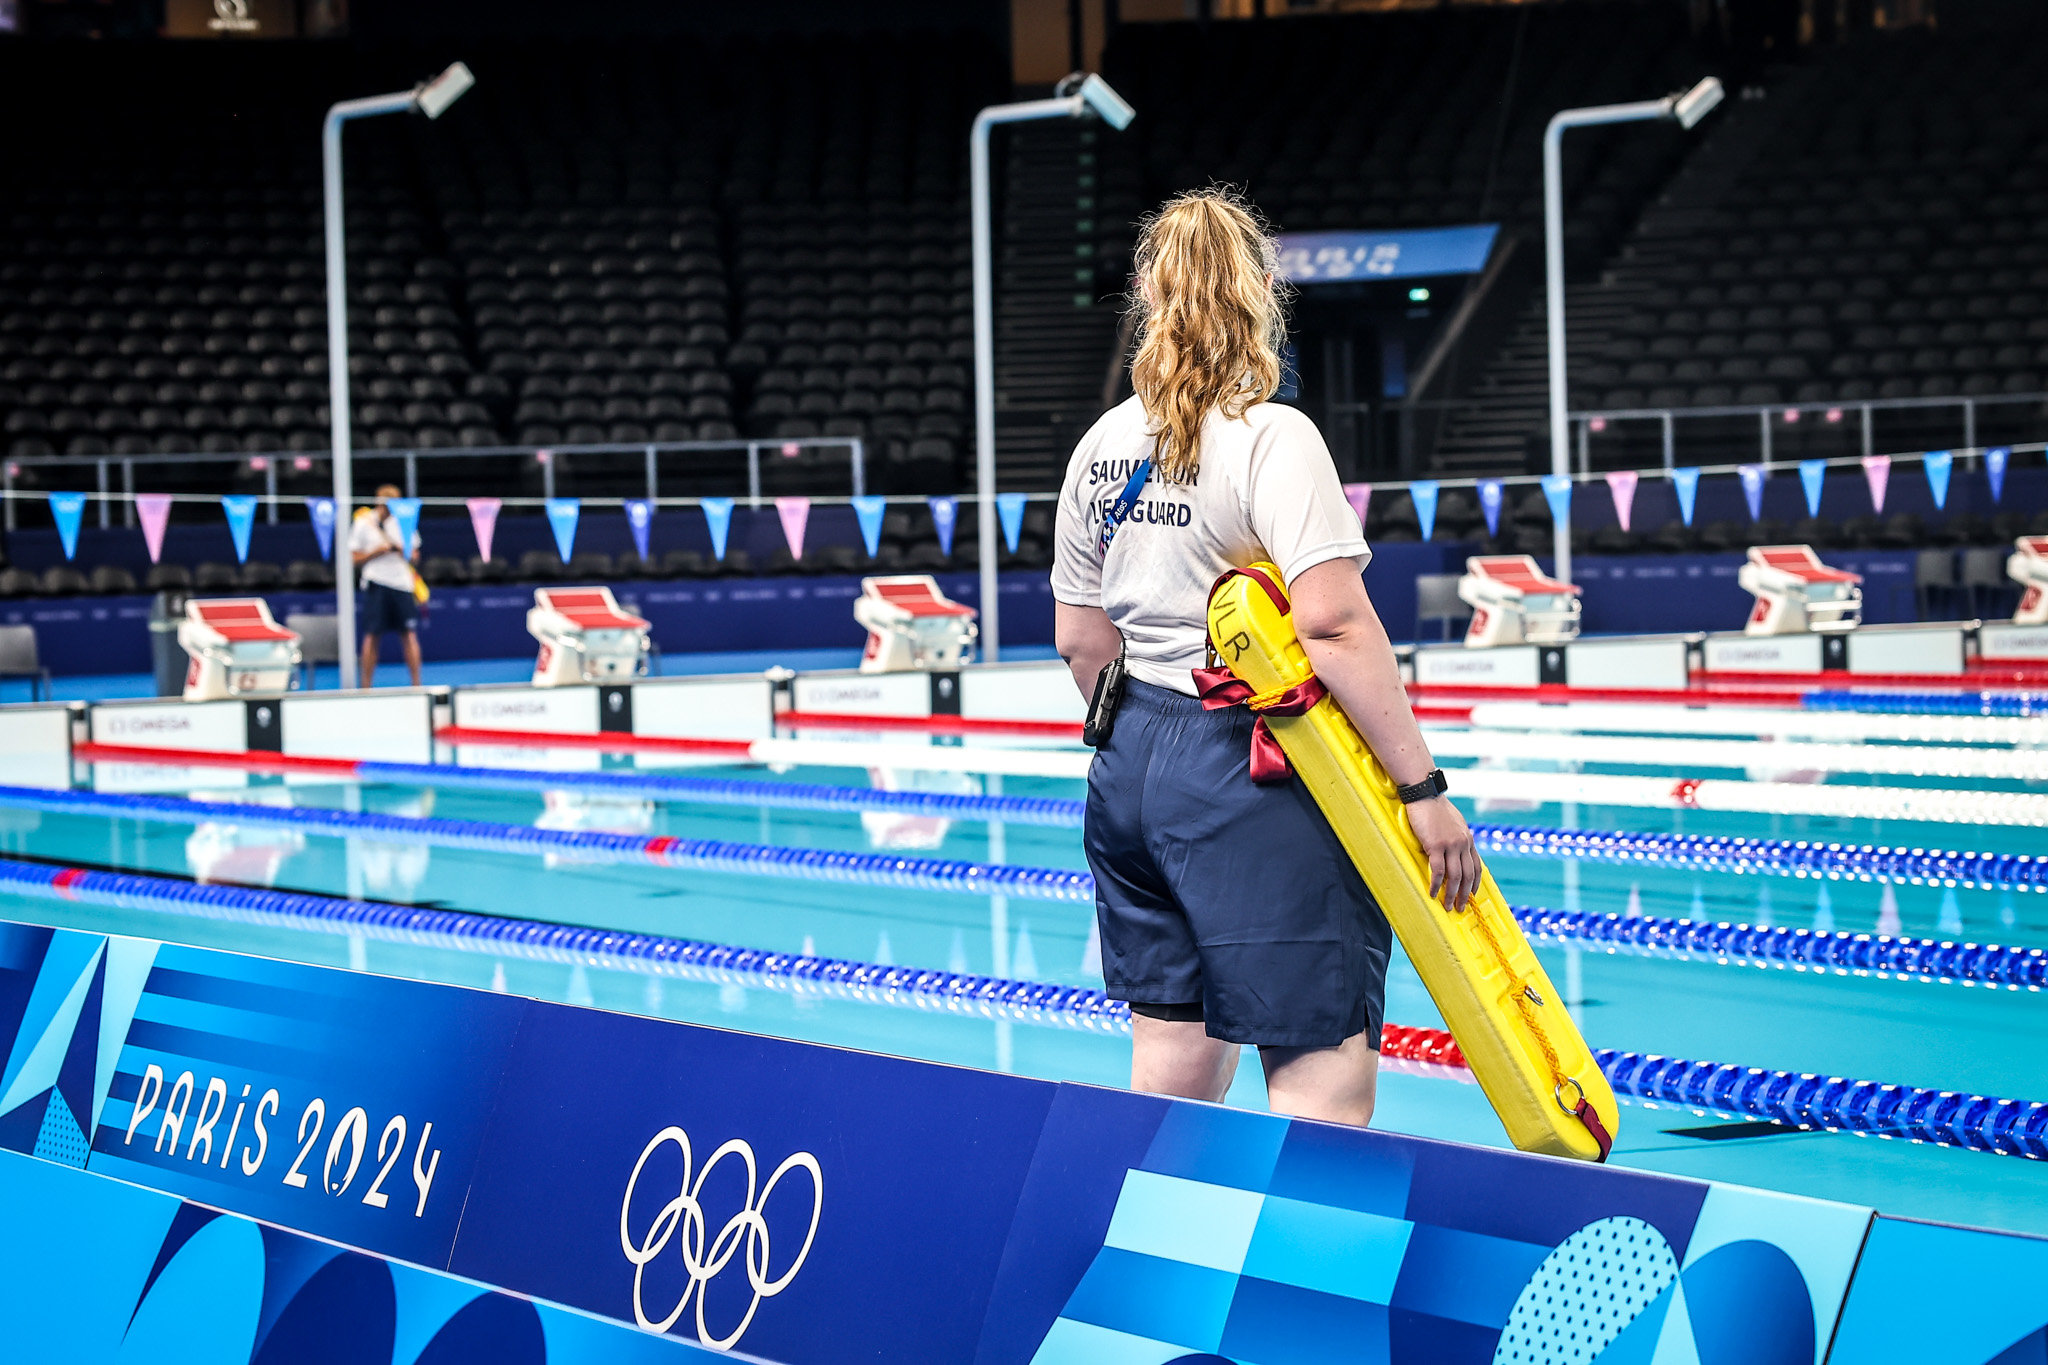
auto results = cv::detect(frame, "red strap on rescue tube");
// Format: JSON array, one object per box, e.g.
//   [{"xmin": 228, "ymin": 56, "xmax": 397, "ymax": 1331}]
[
  {"xmin": 1576, "ymin": 1099, "xmax": 1615, "ymax": 1163},
  {"xmin": 1192, "ymin": 667, "xmax": 1328, "ymax": 784}
]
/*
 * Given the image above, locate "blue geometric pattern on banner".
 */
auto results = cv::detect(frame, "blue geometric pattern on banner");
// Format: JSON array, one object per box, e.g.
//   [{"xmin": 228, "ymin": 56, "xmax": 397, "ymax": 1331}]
[
  {"xmin": 221, "ymin": 495, "xmax": 258, "ymax": 564},
  {"xmin": 3, "ymin": 857, "xmax": 2041, "ymax": 1160},
  {"xmin": 850, "ymin": 496, "xmax": 886, "ymax": 557},
  {"xmin": 47, "ymin": 492, "xmax": 86, "ymax": 561},
  {"xmin": 1803, "ymin": 689, "xmax": 2048, "ymax": 718},
  {"xmin": 997, "ymin": 493, "xmax": 1029, "ymax": 553},
  {"xmin": 1672, "ymin": 467, "xmax": 1701, "ymax": 526}
]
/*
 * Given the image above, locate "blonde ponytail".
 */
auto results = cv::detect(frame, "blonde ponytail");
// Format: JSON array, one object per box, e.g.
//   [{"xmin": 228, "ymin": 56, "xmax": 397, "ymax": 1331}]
[{"xmin": 1127, "ymin": 189, "xmax": 1287, "ymax": 485}]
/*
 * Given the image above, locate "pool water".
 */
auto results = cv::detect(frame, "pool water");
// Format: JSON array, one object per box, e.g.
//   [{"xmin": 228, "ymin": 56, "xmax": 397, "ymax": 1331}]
[{"xmin": 6, "ymin": 737, "xmax": 2047, "ymax": 1236}]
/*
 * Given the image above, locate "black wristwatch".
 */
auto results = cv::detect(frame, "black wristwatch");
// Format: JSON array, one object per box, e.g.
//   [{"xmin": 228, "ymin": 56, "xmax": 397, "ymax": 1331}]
[{"xmin": 1396, "ymin": 768, "xmax": 1449, "ymax": 804}]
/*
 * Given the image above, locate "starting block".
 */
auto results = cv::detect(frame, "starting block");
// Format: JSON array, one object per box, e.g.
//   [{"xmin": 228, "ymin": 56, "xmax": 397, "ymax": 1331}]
[
  {"xmin": 2009, "ymin": 536, "xmax": 2048, "ymax": 625},
  {"xmin": 527, "ymin": 587, "xmax": 652, "ymax": 686},
  {"xmin": 854, "ymin": 575, "xmax": 979, "ymax": 673},
  {"xmin": 1738, "ymin": 544, "xmax": 1862, "ymax": 635},
  {"xmin": 1457, "ymin": 556, "xmax": 1582, "ymax": 648},
  {"xmin": 178, "ymin": 598, "xmax": 302, "ymax": 700}
]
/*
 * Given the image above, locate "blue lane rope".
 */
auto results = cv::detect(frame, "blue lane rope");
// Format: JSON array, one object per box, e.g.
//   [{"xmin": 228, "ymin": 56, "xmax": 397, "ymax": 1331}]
[
  {"xmin": 1472, "ymin": 823, "xmax": 2044, "ymax": 893},
  {"xmin": 3, "ymin": 854, "xmax": 2041, "ymax": 1160},
  {"xmin": 1804, "ymin": 690, "xmax": 2048, "ymax": 718},
  {"xmin": 0, "ymin": 785, "xmax": 1094, "ymax": 903},
  {"xmin": 4, "ymin": 785, "xmax": 2043, "ymax": 988},
  {"xmin": 352, "ymin": 760, "xmax": 1086, "ymax": 827}
]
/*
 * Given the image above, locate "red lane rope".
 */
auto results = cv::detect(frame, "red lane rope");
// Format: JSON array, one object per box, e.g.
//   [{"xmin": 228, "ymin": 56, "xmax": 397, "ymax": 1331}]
[
  {"xmin": 432, "ymin": 726, "xmax": 757, "ymax": 757},
  {"xmin": 775, "ymin": 710, "xmax": 1084, "ymax": 738},
  {"xmin": 73, "ymin": 743, "xmax": 363, "ymax": 775},
  {"xmin": 1407, "ymin": 682, "xmax": 1809, "ymax": 707},
  {"xmin": 1694, "ymin": 666, "xmax": 2048, "ymax": 689}
]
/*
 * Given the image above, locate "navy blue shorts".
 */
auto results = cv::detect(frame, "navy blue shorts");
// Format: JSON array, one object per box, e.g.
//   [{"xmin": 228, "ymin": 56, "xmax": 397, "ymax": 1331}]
[
  {"xmin": 1085, "ymin": 678, "xmax": 1392, "ymax": 1049},
  {"xmin": 359, "ymin": 582, "xmax": 419, "ymax": 637}
]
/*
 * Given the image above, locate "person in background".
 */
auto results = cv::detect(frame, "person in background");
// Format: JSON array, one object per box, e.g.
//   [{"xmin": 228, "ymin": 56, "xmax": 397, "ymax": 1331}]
[{"xmin": 350, "ymin": 483, "xmax": 422, "ymax": 687}]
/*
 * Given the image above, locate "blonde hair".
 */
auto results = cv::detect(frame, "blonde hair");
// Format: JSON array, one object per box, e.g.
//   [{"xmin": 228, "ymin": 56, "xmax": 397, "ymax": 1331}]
[{"xmin": 1128, "ymin": 189, "xmax": 1287, "ymax": 485}]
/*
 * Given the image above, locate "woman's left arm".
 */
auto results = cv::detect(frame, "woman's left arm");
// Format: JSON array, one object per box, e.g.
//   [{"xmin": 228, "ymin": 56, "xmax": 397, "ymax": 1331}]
[{"xmin": 1056, "ymin": 602, "xmax": 1123, "ymax": 702}]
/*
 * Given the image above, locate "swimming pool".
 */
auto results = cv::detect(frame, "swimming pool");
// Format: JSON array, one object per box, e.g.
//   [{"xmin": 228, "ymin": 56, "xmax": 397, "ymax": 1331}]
[{"xmin": 6, "ymin": 712, "xmax": 2047, "ymax": 1237}]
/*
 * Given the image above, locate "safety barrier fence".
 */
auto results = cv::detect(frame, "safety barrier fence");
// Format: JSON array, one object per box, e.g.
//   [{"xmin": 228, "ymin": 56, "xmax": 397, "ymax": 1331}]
[
  {"xmin": 13, "ymin": 780, "xmax": 2047, "ymax": 990},
  {"xmin": 4, "ymin": 853, "xmax": 2042, "ymax": 1159}
]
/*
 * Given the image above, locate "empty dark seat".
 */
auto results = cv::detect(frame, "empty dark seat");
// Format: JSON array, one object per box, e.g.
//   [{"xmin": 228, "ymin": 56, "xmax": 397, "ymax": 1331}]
[
  {"xmin": 238, "ymin": 561, "xmax": 283, "ymax": 588},
  {"xmin": 38, "ymin": 565, "xmax": 90, "ymax": 596},
  {"xmin": 285, "ymin": 559, "xmax": 335, "ymax": 588},
  {"xmin": 89, "ymin": 565, "xmax": 138, "ymax": 594},
  {"xmin": 193, "ymin": 562, "xmax": 241, "ymax": 588},
  {"xmin": 146, "ymin": 563, "xmax": 194, "ymax": 591}
]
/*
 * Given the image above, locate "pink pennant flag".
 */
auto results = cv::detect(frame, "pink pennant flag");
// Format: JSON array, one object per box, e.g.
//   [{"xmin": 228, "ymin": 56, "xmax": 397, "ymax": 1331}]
[
  {"xmin": 1604, "ymin": 470, "xmax": 1639, "ymax": 534},
  {"xmin": 776, "ymin": 496, "xmax": 810, "ymax": 560},
  {"xmin": 467, "ymin": 497, "xmax": 502, "ymax": 563},
  {"xmin": 1860, "ymin": 455, "xmax": 1891, "ymax": 513},
  {"xmin": 135, "ymin": 493, "xmax": 173, "ymax": 564},
  {"xmin": 1342, "ymin": 482, "xmax": 1371, "ymax": 528}
]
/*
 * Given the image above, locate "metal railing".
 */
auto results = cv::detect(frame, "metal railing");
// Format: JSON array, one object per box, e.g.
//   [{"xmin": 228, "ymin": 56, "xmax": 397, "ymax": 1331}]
[
  {"xmin": 1567, "ymin": 390, "xmax": 2048, "ymax": 474},
  {"xmin": 0, "ymin": 435, "xmax": 866, "ymax": 532}
]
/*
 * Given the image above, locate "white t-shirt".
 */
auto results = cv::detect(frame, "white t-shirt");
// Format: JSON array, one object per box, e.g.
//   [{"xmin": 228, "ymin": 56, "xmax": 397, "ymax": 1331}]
[
  {"xmin": 1051, "ymin": 396, "xmax": 1371, "ymax": 694},
  {"xmin": 349, "ymin": 511, "xmax": 419, "ymax": 592}
]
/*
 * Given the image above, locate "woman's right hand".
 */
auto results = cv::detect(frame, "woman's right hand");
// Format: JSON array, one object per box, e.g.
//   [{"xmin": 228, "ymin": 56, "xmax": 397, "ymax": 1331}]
[{"xmin": 1407, "ymin": 794, "xmax": 1482, "ymax": 912}]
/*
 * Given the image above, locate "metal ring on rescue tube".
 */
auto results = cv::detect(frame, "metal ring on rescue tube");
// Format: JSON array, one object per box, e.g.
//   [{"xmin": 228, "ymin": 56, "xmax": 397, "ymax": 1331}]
[{"xmin": 1554, "ymin": 1076, "xmax": 1587, "ymax": 1117}]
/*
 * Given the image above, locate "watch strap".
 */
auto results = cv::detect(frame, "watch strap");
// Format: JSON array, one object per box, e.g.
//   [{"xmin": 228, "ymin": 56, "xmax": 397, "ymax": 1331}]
[{"xmin": 1396, "ymin": 768, "xmax": 1448, "ymax": 804}]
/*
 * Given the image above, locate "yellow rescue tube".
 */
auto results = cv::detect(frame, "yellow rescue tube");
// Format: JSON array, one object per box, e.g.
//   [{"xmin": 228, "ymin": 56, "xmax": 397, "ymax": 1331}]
[{"xmin": 1207, "ymin": 563, "xmax": 1619, "ymax": 1161}]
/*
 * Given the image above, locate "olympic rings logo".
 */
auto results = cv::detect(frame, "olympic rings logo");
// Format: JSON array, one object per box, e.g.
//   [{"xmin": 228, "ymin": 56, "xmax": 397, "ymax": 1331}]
[{"xmin": 619, "ymin": 1126, "xmax": 824, "ymax": 1351}]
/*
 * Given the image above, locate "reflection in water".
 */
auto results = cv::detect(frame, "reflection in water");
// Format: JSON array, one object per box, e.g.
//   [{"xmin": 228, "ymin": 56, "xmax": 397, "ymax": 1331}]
[
  {"xmin": 859, "ymin": 766, "xmax": 983, "ymax": 851},
  {"xmin": 184, "ymin": 823, "xmax": 305, "ymax": 887}
]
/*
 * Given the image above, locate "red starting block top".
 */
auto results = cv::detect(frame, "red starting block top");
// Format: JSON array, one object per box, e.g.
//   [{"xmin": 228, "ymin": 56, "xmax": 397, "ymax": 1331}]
[
  {"xmin": 2020, "ymin": 535, "xmax": 2048, "ymax": 558},
  {"xmin": 1751, "ymin": 545, "xmax": 1861, "ymax": 584},
  {"xmin": 538, "ymin": 588, "xmax": 648, "ymax": 631},
  {"xmin": 190, "ymin": 599, "xmax": 296, "ymax": 642},
  {"xmin": 869, "ymin": 580, "xmax": 975, "ymax": 618},
  {"xmin": 1468, "ymin": 555, "xmax": 1578, "ymax": 595}
]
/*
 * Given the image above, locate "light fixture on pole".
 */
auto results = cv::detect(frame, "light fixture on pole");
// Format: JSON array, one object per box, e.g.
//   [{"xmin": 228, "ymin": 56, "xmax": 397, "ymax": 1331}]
[
  {"xmin": 323, "ymin": 61, "xmax": 475, "ymax": 689},
  {"xmin": 970, "ymin": 72, "xmax": 1134, "ymax": 662},
  {"xmin": 1542, "ymin": 76, "xmax": 1722, "ymax": 586}
]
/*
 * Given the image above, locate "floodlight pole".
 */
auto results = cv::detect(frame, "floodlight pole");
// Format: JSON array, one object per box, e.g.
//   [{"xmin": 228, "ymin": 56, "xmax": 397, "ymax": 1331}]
[
  {"xmin": 322, "ymin": 64, "xmax": 472, "ymax": 689},
  {"xmin": 971, "ymin": 77, "xmax": 1132, "ymax": 662},
  {"xmin": 1543, "ymin": 79, "xmax": 1721, "ymax": 587}
]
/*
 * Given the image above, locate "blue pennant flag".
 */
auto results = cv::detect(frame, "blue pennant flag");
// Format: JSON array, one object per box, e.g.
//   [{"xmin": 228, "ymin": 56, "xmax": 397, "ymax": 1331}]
[
  {"xmin": 221, "ymin": 495, "xmax": 258, "ymax": 564},
  {"xmin": 701, "ymin": 498, "xmax": 734, "ymax": 560},
  {"xmin": 1671, "ymin": 467, "xmax": 1701, "ymax": 526},
  {"xmin": 1477, "ymin": 479, "xmax": 1504, "ymax": 537},
  {"xmin": 544, "ymin": 497, "xmax": 580, "ymax": 561},
  {"xmin": 850, "ymin": 496, "xmax": 886, "ymax": 558},
  {"xmin": 1924, "ymin": 450, "xmax": 1953, "ymax": 510},
  {"xmin": 1539, "ymin": 473, "xmax": 1572, "ymax": 529},
  {"xmin": 997, "ymin": 493, "xmax": 1029, "ymax": 553},
  {"xmin": 305, "ymin": 497, "xmax": 336, "ymax": 559},
  {"xmin": 1737, "ymin": 464, "xmax": 1767, "ymax": 521},
  {"xmin": 47, "ymin": 492, "xmax": 86, "ymax": 561},
  {"xmin": 928, "ymin": 496, "xmax": 959, "ymax": 556},
  {"xmin": 385, "ymin": 496, "xmax": 422, "ymax": 558},
  {"xmin": 623, "ymin": 499, "xmax": 653, "ymax": 561},
  {"xmin": 1409, "ymin": 480, "xmax": 1440, "ymax": 542},
  {"xmin": 1797, "ymin": 460, "xmax": 1827, "ymax": 519},
  {"xmin": 1987, "ymin": 446, "xmax": 2011, "ymax": 504}
]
